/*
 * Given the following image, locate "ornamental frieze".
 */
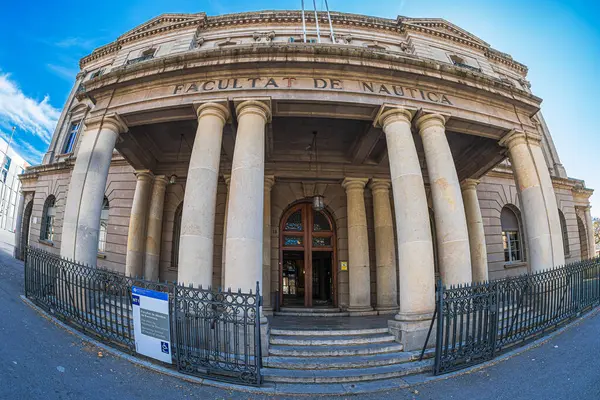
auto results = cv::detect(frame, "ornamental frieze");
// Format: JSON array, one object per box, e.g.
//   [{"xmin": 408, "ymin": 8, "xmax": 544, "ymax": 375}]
[{"xmin": 172, "ymin": 77, "xmax": 453, "ymax": 106}]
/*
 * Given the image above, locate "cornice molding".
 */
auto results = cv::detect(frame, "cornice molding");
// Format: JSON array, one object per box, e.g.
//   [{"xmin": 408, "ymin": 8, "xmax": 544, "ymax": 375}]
[
  {"xmin": 78, "ymin": 43, "xmax": 540, "ymax": 113},
  {"xmin": 78, "ymin": 10, "xmax": 528, "ymax": 75}
]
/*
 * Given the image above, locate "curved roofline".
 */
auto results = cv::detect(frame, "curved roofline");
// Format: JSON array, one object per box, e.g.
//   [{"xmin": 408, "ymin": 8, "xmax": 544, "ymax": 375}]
[{"xmin": 79, "ymin": 10, "xmax": 527, "ymax": 74}]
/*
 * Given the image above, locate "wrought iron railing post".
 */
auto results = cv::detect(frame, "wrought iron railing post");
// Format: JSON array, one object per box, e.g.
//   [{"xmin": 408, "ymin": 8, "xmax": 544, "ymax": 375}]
[
  {"xmin": 490, "ymin": 281, "xmax": 499, "ymax": 357},
  {"xmin": 433, "ymin": 279, "xmax": 444, "ymax": 375},
  {"xmin": 24, "ymin": 247, "xmax": 29, "ymax": 297},
  {"xmin": 255, "ymin": 280, "xmax": 263, "ymax": 383}
]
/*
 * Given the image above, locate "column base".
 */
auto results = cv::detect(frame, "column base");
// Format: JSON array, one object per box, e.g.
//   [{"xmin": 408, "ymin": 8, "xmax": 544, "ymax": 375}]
[
  {"xmin": 376, "ymin": 305, "xmax": 399, "ymax": 315},
  {"xmin": 260, "ymin": 318, "xmax": 270, "ymax": 357},
  {"xmin": 388, "ymin": 311, "xmax": 436, "ymax": 352},
  {"xmin": 347, "ymin": 305, "xmax": 377, "ymax": 316}
]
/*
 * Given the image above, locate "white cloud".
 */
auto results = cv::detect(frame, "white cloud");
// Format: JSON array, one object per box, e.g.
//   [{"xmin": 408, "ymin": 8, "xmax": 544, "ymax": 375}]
[
  {"xmin": 15, "ymin": 139, "xmax": 45, "ymax": 164},
  {"xmin": 54, "ymin": 37, "xmax": 96, "ymax": 49},
  {"xmin": 0, "ymin": 73, "xmax": 60, "ymax": 144},
  {"xmin": 46, "ymin": 64, "xmax": 79, "ymax": 82}
]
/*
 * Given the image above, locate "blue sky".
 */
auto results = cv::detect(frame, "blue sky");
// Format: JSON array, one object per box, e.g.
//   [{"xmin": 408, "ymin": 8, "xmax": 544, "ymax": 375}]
[{"xmin": 0, "ymin": 0, "xmax": 598, "ymax": 214}]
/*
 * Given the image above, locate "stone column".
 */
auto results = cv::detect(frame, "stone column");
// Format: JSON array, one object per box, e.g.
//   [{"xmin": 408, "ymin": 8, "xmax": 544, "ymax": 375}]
[
  {"xmin": 341, "ymin": 177, "xmax": 372, "ymax": 313},
  {"xmin": 369, "ymin": 179, "xmax": 398, "ymax": 313},
  {"xmin": 529, "ymin": 135, "xmax": 565, "ymax": 266},
  {"xmin": 178, "ymin": 102, "xmax": 230, "ymax": 287},
  {"xmin": 13, "ymin": 191, "xmax": 25, "ymax": 260},
  {"xmin": 461, "ymin": 179, "xmax": 489, "ymax": 282},
  {"xmin": 500, "ymin": 130, "xmax": 564, "ymax": 271},
  {"xmin": 263, "ymin": 176, "xmax": 275, "ymax": 311},
  {"xmin": 143, "ymin": 175, "xmax": 168, "ymax": 281},
  {"xmin": 584, "ymin": 206, "xmax": 595, "ymax": 259},
  {"xmin": 125, "ymin": 171, "xmax": 153, "ymax": 277},
  {"xmin": 220, "ymin": 175, "xmax": 231, "ymax": 287},
  {"xmin": 377, "ymin": 107, "xmax": 435, "ymax": 351},
  {"xmin": 417, "ymin": 113, "xmax": 472, "ymax": 285},
  {"xmin": 224, "ymin": 100, "xmax": 271, "ymax": 295},
  {"xmin": 61, "ymin": 114, "xmax": 126, "ymax": 266}
]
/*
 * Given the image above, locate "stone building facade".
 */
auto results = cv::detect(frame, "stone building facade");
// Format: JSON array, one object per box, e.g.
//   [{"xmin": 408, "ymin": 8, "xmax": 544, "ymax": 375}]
[{"xmin": 16, "ymin": 10, "xmax": 595, "ymax": 350}]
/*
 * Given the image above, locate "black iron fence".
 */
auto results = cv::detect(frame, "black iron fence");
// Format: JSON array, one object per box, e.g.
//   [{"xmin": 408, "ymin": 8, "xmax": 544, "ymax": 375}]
[
  {"xmin": 434, "ymin": 257, "xmax": 600, "ymax": 375},
  {"xmin": 24, "ymin": 246, "xmax": 262, "ymax": 385}
]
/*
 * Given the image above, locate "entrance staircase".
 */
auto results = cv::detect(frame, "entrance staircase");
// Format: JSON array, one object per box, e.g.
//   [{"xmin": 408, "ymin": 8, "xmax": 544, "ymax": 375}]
[{"xmin": 263, "ymin": 327, "xmax": 434, "ymax": 384}]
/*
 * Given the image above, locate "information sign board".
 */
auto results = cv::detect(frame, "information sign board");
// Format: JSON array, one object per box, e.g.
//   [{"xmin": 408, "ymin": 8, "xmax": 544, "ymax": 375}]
[{"xmin": 132, "ymin": 286, "xmax": 172, "ymax": 364}]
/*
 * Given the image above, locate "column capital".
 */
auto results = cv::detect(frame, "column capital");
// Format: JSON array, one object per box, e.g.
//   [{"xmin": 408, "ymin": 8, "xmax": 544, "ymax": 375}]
[
  {"xmin": 85, "ymin": 113, "xmax": 128, "ymax": 134},
  {"xmin": 235, "ymin": 98, "xmax": 272, "ymax": 123},
  {"xmin": 369, "ymin": 178, "xmax": 391, "ymax": 193},
  {"xmin": 499, "ymin": 129, "xmax": 542, "ymax": 149},
  {"xmin": 264, "ymin": 175, "xmax": 276, "ymax": 191},
  {"xmin": 342, "ymin": 177, "xmax": 369, "ymax": 192},
  {"xmin": 153, "ymin": 175, "xmax": 169, "ymax": 188},
  {"xmin": 415, "ymin": 112, "xmax": 447, "ymax": 133},
  {"xmin": 134, "ymin": 169, "xmax": 154, "ymax": 182},
  {"xmin": 375, "ymin": 105, "xmax": 415, "ymax": 130},
  {"xmin": 460, "ymin": 178, "xmax": 480, "ymax": 191},
  {"xmin": 194, "ymin": 101, "xmax": 230, "ymax": 124}
]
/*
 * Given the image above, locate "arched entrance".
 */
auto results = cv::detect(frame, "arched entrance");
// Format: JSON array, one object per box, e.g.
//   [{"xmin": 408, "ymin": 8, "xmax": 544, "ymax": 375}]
[
  {"xmin": 279, "ymin": 202, "xmax": 337, "ymax": 308},
  {"xmin": 20, "ymin": 200, "xmax": 33, "ymax": 260}
]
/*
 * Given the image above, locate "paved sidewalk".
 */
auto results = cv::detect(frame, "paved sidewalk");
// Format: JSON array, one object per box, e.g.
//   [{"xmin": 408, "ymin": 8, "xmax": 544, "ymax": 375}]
[{"xmin": 1, "ymin": 244, "xmax": 599, "ymax": 399}]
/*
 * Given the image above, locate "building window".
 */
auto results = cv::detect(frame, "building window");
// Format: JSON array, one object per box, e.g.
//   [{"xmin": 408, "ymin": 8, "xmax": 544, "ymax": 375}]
[
  {"xmin": 449, "ymin": 54, "xmax": 465, "ymax": 65},
  {"xmin": 171, "ymin": 202, "xmax": 183, "ymax": 269},
  {"xmin": 0, "ymin": 156, "xmax": 11, "ymax": 183},
  {"xmin": 40, "ymin": 195, "xmax": 56, "ymax": 242},
  {"xmin": 501, "ymin": 206, "xmax": 522, "ymax": 263},
  {"xmin": 449, "ymin": 54, "xmax": 482, "ymax": 72},
  {"xmin": 558, "ymin": 209, "xmax": 569, "ymax": 256},
  {"xmin": 126, "ymin": 48, "xmax": 156, "ymax": 65},
  {"xmin": 63, "ymin": 122, "xmax": 80, "ymax": 154},
  {"xmin": 90, "ymin": 69, "xmax": 105, "ymax": 79},
  {"xmin": 98, "ymin": 197, "xmax": 109, "ymax": 253}
]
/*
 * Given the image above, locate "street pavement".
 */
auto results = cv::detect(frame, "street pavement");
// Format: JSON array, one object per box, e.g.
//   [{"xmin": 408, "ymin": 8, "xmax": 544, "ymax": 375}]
[{"xmin": 1, "ymin": 240, "xmax": 599, "ymax": 400}]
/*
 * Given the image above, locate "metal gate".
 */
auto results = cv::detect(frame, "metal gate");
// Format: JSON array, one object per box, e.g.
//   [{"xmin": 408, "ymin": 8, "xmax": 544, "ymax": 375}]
[
  {"xmin": 172, "ymin": 283, "xmax": 262, "ymax": 385},
  {"xmin": 434, "ymin": 258, "xmax": 600, "ymax": 375},
  {"xmin": 24, "ymin": 246, "xmax": 263, "ymax": 386}
]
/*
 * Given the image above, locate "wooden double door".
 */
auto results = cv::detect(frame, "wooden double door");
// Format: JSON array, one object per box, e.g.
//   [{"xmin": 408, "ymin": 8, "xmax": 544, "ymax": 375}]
[{"xmin": 279, "ymin": 202, "xmax": 337, "ymax": 308}]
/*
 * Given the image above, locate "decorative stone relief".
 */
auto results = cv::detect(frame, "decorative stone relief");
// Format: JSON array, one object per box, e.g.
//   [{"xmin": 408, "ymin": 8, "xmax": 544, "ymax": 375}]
[
  {"xmin": 518, "ymin": 77, "xmax": 532, "ymax": 89},
  {"xmin": 252, "ymin": 31, "xmax": 276, "ymax": 42},
  {"xmin": 399, "ymin": 41, "xmax": 415, "ymax": 54},
  {"xmin": 366, "ymin": 40, "xmax": 386, "ymax": 50},
  {"xmin": 192, "ymin": 34, "xmax": 205, "ymax": 49},
  {"xmin": 338, "ymin": 34, "xmax": 352, "ymax": 44},
  {"xmin": 217, "ymin": 37, "xmax": 239, "ymax": 47}
]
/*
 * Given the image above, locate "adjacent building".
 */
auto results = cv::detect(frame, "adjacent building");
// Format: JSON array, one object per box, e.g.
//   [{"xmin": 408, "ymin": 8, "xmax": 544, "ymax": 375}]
[
  {"xmin": 15, "ymin": 10, "xmax": 595, "ymax": 351},
  {"xmin": 0, "ymin": 136, "xmax": 28, "ymax": 244}
]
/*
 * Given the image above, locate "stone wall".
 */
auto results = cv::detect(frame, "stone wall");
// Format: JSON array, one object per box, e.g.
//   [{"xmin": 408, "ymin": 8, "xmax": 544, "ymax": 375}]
[
  {"xmin": 97, "ymin": 162, "xmax": 137, "ymax": 272},
  {"xmin": 18, "ymin": 157, "xmax": 591, "ymax": 293}
]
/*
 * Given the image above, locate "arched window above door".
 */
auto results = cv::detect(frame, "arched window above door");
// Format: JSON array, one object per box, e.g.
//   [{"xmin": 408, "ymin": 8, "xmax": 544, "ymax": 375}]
[
  {"xmin": 284, "ymin": 210, "xmax": 303, "ymax": 231},
  {"xmin": 313, "ymin": 211, "xmax": 331, "ymax": 232},
  {"xmin": 281, "ymin": 204, "xmax": 335, "ymax": 250}
]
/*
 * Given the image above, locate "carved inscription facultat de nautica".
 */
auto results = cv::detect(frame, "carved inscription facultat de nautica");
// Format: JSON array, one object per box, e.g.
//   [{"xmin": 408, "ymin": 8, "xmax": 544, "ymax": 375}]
[{"xmin": 173, "ymin": 77, "xmax": 453, "ymax": 105}]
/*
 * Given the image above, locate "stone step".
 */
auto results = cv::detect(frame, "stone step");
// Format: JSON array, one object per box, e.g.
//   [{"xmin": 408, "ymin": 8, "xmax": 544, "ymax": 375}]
[
  {"xmin": 270, "ymin": 333, "xmax": 395, "ymax": 346},
  {"xmin": 279, "ymin": 307, "xmax": 342, "ymax": 313},
  {"xmin": 262, "ymin": 359, "xmax": 433, "ymax": 383},
  {"xmin": 95, "ymin": 303, "xmax": 133, "ymax": 319},
  {"xmin": 103, "ymin": 297, "xmax": 133, "ymax": 309},
  {"xmin": 273, "ymin": 311, "xmax": 351, "ymax": 317},
  {"xmin": 264, "ymin": 348, "xmax": 435, "ymax": 370},
  {"xmin": 269, "ymin": 342, "xmax": 404, "ymax": 357},
  {"xmin": 270, "ymin": 327, "xmax": 389, "ymax": 336}
]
